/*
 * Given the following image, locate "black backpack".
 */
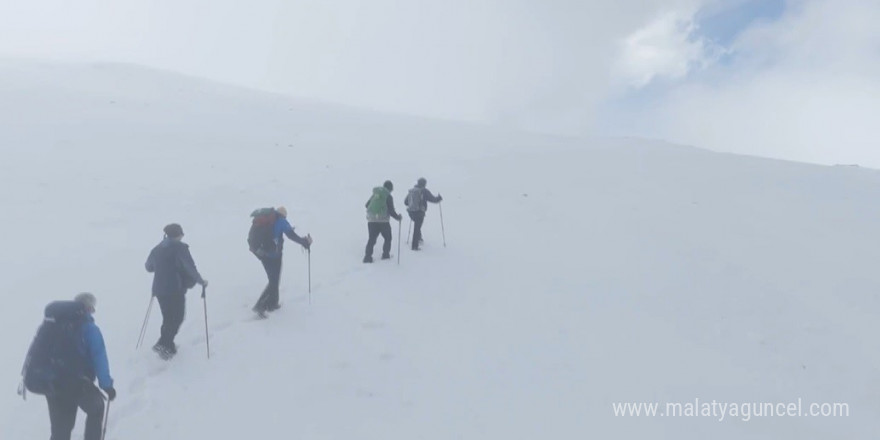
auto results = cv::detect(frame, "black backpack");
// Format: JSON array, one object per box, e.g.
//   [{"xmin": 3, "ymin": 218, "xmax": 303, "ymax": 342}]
[
  {"xmin": 248, "ymin": 208, "xmax": 278, "ymax": 257},
  {"xmin": 22, "ymin": 301, "xmax": 89, "ymax": 396}
]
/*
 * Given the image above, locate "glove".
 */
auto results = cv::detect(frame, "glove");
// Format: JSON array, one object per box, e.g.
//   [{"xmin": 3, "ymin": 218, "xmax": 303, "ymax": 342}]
[
  {"xmin": 105, "ymin": 387, "xmax": 116, "ymax": 401},
  {"xmin": 395, "ymin": 214, "xmax": 403, "ymax": 221},
  {"xmin": 200, "ymin": 279, "xmax": 209, "ymax": 287},
  {"xmin": 437, "ymin": 194, "xmax": 443, "ymax": 202},
  {"xmin": 303, "ymin": 234, "xmax": 313, "ymax": 250}
]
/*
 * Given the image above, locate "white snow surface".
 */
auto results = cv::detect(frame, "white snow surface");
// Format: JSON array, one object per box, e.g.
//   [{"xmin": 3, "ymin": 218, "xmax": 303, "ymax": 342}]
[{"xmin": 1, "ymin": 60, "xmax": 878, "ymax": 439}]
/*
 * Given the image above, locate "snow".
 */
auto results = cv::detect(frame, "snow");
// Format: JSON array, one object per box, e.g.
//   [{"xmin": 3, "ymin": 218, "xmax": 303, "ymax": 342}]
[{"xmin": 1, "ymin": 60, "xmax": 877, "ymax": 439}]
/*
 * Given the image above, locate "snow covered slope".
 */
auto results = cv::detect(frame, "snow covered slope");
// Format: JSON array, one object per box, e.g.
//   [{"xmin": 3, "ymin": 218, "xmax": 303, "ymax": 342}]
[{"xmin": 1, "ymin": 60, "xmax": 877, "ymax": 439}]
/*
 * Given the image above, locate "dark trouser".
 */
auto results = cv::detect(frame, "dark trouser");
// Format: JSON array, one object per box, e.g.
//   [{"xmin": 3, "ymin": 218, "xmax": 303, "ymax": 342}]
[
  {"xmin": 255, "ymin": 256, "xmax": 283, "ymax": 310},
  {"xmin": 47, "ymin": 382, "xmax": 105, "ymax": 440},
  {"xmin": 365, "ymin": 222, "xmax": 393, "ymax": 258},
  {"xmin": 408, "ymin": 210, "xmax": 425, "ymax": 249},
  {"xmin": 157, "ymin": 294, "xmax": 186, "ymax": 349}
]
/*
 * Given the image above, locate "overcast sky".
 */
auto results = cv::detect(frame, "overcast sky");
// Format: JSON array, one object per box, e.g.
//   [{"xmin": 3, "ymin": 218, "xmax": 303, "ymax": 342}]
[{"xmin": 1, "ymin": 0, "xmax": 877, "ymax": 166}]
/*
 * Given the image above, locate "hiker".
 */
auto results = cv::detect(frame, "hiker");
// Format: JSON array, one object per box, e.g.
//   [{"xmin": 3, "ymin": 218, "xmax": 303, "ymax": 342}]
[
  {"xmin": 404, "ymin": 177, "xmax": 442, "ymax": 250},
  {"xmin": 364, "ymin": 180, "xmax": 403, "ymax": 263},
  {"xmin": 249, "ymin": 206, "xmax": 312, "ymax": 315},
  {"xmin": 145, "ymin": 223, "xmax": 207, "ymax": 359},
  {"xmin": 25, "ymin": 293, "xmax": 115, "ymax": 440}
]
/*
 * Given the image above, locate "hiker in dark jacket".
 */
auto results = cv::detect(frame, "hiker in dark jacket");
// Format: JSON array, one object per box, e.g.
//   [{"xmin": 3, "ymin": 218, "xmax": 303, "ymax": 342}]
[
  {"xmin": 364, "ymin": 180, "xmax": 403, "ymax": 263},
  {"xmin": 253, "ymin": 206, "xmax": 312, "ymax": 315},
  {"xmin": 145, "ymin": 223, "xmax": 206, "ymax": 358},
  {"xmin": 45, "ymin": 293, "xmax": 115, "ymax": 440},
  {"xmin": 404, "ymin": 177, "xmax": 442, "ymax": 251}
]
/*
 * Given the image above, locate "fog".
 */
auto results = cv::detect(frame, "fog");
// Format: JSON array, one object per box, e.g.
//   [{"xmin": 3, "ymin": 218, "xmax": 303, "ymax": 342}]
[{"xmin": 2, "ymin": 0, "xmax": 877, "ymax": 166}]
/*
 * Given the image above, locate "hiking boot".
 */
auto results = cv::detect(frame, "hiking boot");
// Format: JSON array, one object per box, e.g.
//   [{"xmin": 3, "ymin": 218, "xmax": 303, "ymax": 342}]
[
  {"xmin": 266, "ymin": 303, "xmax": 281, "ymax": 312},
  {"xmin": 381, "ymin": 254, "xmax": 391, "ymax": 260},
  {"xmin": 252, "ymin": 304, "xmax": 270, "ymax": 318},
  {"xmin": 363, "ymin": 255, "xmax": 373, "ymax": 263},
  {"xmin": 153, "ymin": 343, "xmax": 174, "ymax": 360}
]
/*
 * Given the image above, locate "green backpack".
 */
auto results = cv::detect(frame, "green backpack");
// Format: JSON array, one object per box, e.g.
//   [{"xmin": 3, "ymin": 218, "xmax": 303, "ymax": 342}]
[{"xmin": 366, "ymin": 186, "xmax": 389, "ymax": 221}]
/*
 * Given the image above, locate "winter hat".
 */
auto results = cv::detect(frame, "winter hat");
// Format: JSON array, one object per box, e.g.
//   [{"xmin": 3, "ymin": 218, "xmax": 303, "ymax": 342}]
[
  {"xmin": 74, "ymin": 292, "xmax": 97, "ymax": 312},
  {"xmin": 163, "ymin": 223, "xmax": 184, "ymax": 238},
  {"xmin": 276, "ymin": 206, "xmax": 288, "ymax": 217},
  {"xmin": 417, "ymin": 177, "xmax": 427, "ymax": 187},
  {"xmin": 383, "ymin": 180, "xmax": 394, "ymax": 191}
]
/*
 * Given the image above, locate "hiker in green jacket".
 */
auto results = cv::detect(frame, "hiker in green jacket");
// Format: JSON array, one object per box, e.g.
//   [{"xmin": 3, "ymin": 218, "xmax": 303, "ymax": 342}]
[{"xmin": 363, "ymin": 180, "xmax": 403, "ymax": 263}]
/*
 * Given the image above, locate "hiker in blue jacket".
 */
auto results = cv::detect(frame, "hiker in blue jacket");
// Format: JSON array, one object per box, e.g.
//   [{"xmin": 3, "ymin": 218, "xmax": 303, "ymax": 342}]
[
  {"xmin": 253, "ymin": 206, "xmax": 312, "ymax": 315},
  {"xmin": 145, "ymin": 223, "xmax": 207, "ymax": 359},
  {"xmin": 46, "ymin": 293, "xmax": 115, "ymax": 440}
]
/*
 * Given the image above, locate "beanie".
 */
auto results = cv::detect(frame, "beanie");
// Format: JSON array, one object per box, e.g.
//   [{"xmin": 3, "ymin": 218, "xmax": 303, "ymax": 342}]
[
  {"xmin": 417, "ymin": 177, "xmax": 427, "ymax": 187},
  {"xmin": 163, "ymin": 223, "xmax": 184, "ymax": 238},
  {"xmin": 276, "ymin": 206, "xmax": 288, "ymax": 218},
  {"xmin": 383, "ymin": 180, "xmax": 393, "ymax": 191}
]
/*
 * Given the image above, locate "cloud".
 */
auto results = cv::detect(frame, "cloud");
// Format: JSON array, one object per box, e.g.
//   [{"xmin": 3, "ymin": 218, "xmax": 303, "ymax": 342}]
[
  {"xmin": 613, "ymin": 10, "xmax": 719, "ymax": 88},
  {"xmin": 0, "ymin": 0, "xmax": 685, "ymax": 132},
  {"xmin": 605, "ymin": 0, "xmax": 880, "ymax": 167},
  {"xmin": 2, "ymin": 0, "xmax": 876, "ymax": 167}
]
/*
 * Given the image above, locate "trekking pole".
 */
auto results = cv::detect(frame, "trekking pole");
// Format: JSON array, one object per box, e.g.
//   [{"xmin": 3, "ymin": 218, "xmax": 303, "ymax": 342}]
[
  {"xmin": 397, "ymin": 220, "xmax": 402, "ymax": 265},
  {"xmin": 304, "ymin": 234, "xmax": 312, "ymax": 305},
  {"xmin": 406, "ymin": 218, "xmax": 412, "ymax": 244},
  {"xmin": 101, "ymin": 396, "xmax": 110, "ymax": 440},
  {"xmin": 308, "ymin": 248, "xmax": 312, "ymax": 305},
  {"xmin": 202, "ymin": 286, "xmax": 210, "ymax": 359},
  {"xmin": 439, "ymin": 201, "xmax": 447, "ymax": 247},
  {"xmin": 136, "ymin": 296, "xmax": 155, "ymax": 349}
]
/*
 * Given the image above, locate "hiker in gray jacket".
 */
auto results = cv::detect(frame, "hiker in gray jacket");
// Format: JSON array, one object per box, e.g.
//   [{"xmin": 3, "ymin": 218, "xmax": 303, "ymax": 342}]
[{"xmin": 404, "ymin": 177, "xmax": 442, "ymax": 251}]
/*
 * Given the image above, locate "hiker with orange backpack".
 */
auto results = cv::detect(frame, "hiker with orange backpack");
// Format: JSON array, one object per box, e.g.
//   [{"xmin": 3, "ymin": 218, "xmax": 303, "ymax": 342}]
[{"xmin": 248, "ymin": 206, "xmax": 312, "ymax": 316}]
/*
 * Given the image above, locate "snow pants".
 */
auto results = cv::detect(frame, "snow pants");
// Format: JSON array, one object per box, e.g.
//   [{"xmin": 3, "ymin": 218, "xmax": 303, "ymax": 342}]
[{"xmin": 47, "ymin": 381, "xmax": 104, "ymax": 440}]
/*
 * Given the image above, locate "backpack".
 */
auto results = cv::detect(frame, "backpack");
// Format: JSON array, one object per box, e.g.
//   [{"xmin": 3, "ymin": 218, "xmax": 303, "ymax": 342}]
[
  {"xmin": 406, "ymin": 187, "xmax": 425, "ymax": 212},
  {"xmin": 366, "ymin": 187, "xmax": 389, "ymax": 221},
  {"xmin": 248, "ymin": 208, "xmax": 278, "ymax": 257},
  {"xmin": 180, "ymin": 254, "xmax": 198, "ymax": 290},
  {"xmin": 22, "ymin": 301, "xmax": 89, "ymax": 396}
]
